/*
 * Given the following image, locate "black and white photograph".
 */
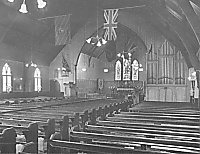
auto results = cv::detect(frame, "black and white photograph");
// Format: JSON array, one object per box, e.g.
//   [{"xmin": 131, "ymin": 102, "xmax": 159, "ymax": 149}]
[{"xmin": 0, "ymin": 0, "xmax": 199, "ymax": 153}]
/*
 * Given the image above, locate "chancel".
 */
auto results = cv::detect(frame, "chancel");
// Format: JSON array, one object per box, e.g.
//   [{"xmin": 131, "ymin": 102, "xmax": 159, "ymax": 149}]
[{"xmin": 0, "ymin": 0, "xmax": 199, "ymax": 154}]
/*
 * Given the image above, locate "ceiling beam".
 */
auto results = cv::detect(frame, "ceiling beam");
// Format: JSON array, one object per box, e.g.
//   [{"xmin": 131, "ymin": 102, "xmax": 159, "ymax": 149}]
[
  {"xmin": 148, "ymin": 0, "xmax": 200, "ymax": 69},
  {"xmin": 190, "ymin": 0, "xmax": 200, "ymax": 8},
  {"xmin": 176, "ymin": 0, "xmax": 200, "ymax": 45}
]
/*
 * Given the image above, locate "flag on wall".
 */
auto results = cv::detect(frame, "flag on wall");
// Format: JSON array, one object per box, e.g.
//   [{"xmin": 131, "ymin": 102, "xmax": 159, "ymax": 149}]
[
  {"xmin": 55, "ymin": 15, "xmax": 71, "ymax": 46},
  {"xmin": 62, "ymin": 53, "xmax": 71, "ymax": 72},
  {"xmin": 104, "ymin": 9, "xmax": 118, "ymax": 41}
]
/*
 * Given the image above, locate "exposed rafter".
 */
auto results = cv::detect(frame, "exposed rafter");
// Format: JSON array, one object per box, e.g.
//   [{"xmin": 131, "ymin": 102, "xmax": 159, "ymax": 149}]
[
  {"xmin": 135, "ymin": 6, "xmax": 192, "ymax": 67},
  {"xmin": 176, "ymin": 0, "xmax": 200, "ymax": 45},
  {"xmin": 190, "ymin": 0, "xmax": 200, "ymax": 8}
]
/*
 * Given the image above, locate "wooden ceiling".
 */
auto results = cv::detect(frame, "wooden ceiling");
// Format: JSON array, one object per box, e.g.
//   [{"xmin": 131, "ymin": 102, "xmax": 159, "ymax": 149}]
[{"xmin": 0, "ymin": 0, "xmax": 200, "ymax": 67}]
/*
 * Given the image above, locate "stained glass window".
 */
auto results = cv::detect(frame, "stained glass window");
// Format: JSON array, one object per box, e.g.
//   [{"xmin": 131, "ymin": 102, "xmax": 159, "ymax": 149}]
[
  {"xmin": 123, "ymin": 57, "xmax": 131, "ymax": 81},
  {"xmin": 132, "ymin": 60, "xmax": 139, "ymax": 81},
  {"xmin": 34, "ymin": 68, "xmax": 42, "ymax": 92},
  {"xmin": 2, "ymin": 63, "xmax": 12, "ymax": 92},
  {"xmin": 115, "ymin": 60, "xmax": 122, "ymax": 81}
]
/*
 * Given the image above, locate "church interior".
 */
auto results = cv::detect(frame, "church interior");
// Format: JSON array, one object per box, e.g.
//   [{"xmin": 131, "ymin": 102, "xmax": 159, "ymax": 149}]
[{"xmin": 0, "ymin": 0, "xmax": 199, "ymax": 153}]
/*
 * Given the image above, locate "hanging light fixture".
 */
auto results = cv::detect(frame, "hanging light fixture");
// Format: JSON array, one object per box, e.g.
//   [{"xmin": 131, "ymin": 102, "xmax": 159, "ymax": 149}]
[
  {"xmin": 82, "ymin": 68, "xmax": 87, "ymax": 72},
  {"xmin": 7, "ymin": 0, "xmax": 14, "ymax": 2},
  {"xmin": 19, "ymin": 0, "xmax": 28, "ymax": 14},
  {"xmin": 18, "ymin": 0, "xmax": 47, "ymax": 14},
  {"xmin": 25, "ymin": 61, "xmax": 37, "ymax": 68},
  {"xmin": 86, "ymin": 0, "xmax": 107, "ymax": 47},
  {"xmin": 86, "ymin": 35, "xmax": 107, "ymax": 46},
  {"xmin": 37, "ymin": 0, "xmax": 47, "ymax": 9}
]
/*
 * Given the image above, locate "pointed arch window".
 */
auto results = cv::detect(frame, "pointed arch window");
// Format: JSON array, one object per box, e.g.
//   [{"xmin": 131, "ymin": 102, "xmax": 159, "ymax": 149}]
[
  {"xmin": 115, "ymin": 60, "xmax": 122, "ymax": 81},
  {"xmin": 34, "ymin": 68, "xmax": 42, "ymax": 92},
  {"xmin": 132, "ymin": 60, "xmax": 139, "ymax": 81},
  {"xmin": 2, "ymin": 63, "xmax": 12, "ymax": 92}
]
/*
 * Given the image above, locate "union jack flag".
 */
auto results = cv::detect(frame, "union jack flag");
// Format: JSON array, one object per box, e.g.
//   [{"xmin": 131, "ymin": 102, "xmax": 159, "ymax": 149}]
[{"xmin": 103, "ymin": 9, "xmax": 118, "ymax": 41}]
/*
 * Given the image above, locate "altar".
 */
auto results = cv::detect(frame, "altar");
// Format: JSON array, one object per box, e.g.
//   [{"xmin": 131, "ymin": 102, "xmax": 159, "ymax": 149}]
[
  {"xmin": 116, "ymin": 80, "xmax": 144, "ymax": 100},
  {"xmin": 113, "ymin": 52, "xmax": 145, "ymax": 102}
]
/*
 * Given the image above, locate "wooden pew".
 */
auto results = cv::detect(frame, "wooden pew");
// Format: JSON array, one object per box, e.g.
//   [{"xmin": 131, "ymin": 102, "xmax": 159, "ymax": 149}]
[
  {"xmin": 106, "ymin": 116, "xmax": 199, "ymax": 126},
  {"xmin": 0, "ymin": 99, "xmax": 129, "ymax": 153},
  {"xmin": 121, "ymin": 111, "xmax": 200, "ymax": 118},
  {"xmin": 79, "ymin": 103, "xmax": 200, "ymax": 154},
  {"xmin": 0, "ymin": 117, "xmax": 47, "ymax": 127},
  {"xmin": 0, "ymin": 122, "xmax": 38, "ymax": 154},
  {"xmin": 47, "ymin": 115, "xmax": 168, "ymax": 154},
  {"xmin": 46, "ymin": 110, "xmax": 200, "ymax": 154},
  {"xmin": 20, "ymin": 123, "xmax": 38, "ymax": 154},
  {"xmin": 97, "ymin": 120, "xmax": 200, "ymax": 133},
  {"xmin": 71, "ymin": 131, "xmax": 200, "ymax": 153},
  {"xmin": 129, "ymin": 106, "xmax": 197, "ymax": 111},
  {"xmin": 0, "ymin": 127, "xmax": 16, "ymax": 153},
  {"xmin": 49, "ymin": 139, "xmax": 169, "ymax": 154},
  {"xmin": 0, "ymin": 114, "xmax": 60, "ymax": 122},
  {"xmin": 43, "ymin": 100, "xmax": 131, "ymax": 153},
  {"xmin": 16, "ymin": 111, "xmax": 67, "ymax": 118},
  {"xmin": 113, "ymin": 113, "xmax": 199, "ymax": 121},
  {"xmin": 30, "ymin": 108, "xmax": 74, "ymax": 115},
  {"xmin": 129, "ymin": 107, "xmax": 200, "ymax": 114},
  {"xmin": 86, "ymin": 124, "xmax": 200, "ymax": 139}
]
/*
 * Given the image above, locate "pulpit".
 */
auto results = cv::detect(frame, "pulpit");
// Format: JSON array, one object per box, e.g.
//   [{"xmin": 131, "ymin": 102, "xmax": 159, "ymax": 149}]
[{"xmin": 64, "ymin": 82, "xmax": 76, "ymax": 97}]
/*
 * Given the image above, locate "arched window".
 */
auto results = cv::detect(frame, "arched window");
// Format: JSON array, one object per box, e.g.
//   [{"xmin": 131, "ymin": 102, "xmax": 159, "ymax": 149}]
[
  {"xmin": 115, "ymin": 60, "xmax": 122, "ymax": 81},
  {"xmin": 34, "ymin": 68, "xmax": 42, "ymax": 92},
  {"xmin": 2, "ymin": 63, "xmax": 12, "ymax": 92},
  {"xmin": 132, "ymin": 60, "xmax": 139, "ymax": 81}
]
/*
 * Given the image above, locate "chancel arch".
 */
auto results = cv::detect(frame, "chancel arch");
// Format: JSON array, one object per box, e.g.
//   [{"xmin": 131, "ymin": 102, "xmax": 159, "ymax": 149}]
[{"xmin": 2, "ymin": 63, "xmax": 12, "ymax": 93}]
